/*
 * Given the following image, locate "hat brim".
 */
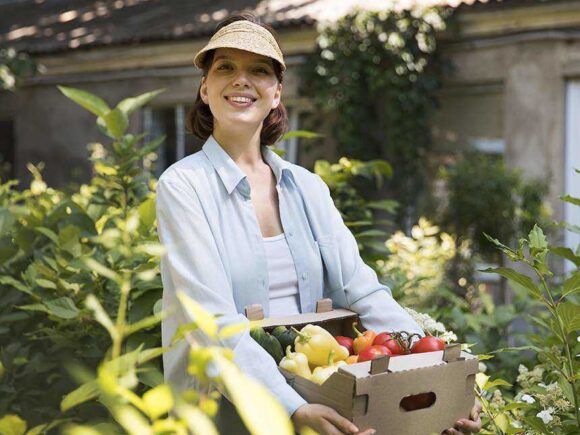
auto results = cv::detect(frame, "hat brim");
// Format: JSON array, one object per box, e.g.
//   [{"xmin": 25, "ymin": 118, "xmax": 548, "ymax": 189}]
[{"xmin": 193, "ymin": 32, "xmax": 286, "ymax": 71}]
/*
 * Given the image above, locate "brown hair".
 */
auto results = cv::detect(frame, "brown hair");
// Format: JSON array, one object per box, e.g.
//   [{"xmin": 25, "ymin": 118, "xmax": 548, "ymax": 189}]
[{"xmin": 186, "ymin": 12, "xmax": 288, "ymax": 146}]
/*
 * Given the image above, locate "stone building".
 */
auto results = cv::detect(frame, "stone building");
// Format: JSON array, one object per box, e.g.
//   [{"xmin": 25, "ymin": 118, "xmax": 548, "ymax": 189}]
[{"xmin": 1, "ymin": 0, "xmax": 578, "ymax": 257}]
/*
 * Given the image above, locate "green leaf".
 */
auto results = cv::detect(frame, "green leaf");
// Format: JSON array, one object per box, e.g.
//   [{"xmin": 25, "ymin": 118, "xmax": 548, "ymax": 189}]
[
  {"xmin": 17, "ymin": 303, "xmax": 49, "ymax": 315},
  {"xmin": 279, "ymin": 130, "xmax": 323, "ymax": 141},
  {"xmin": 142, "ymin": 384, "xmax": 173, "ymax": 420},
  {"xmin": 213, "ymin": 352, "xmax": 294, "ymax": 435},
  {"xmin": 34, "ymin": 227, "xmax": 59, "ymax": 243},
  {"xmin": 117, "ymin": 89, "xmax": 165, "ymax": 116},
  {"xmin": 367, "ymin": 199, "xmax": 399, "ymax": 213},
  {"xmin": 562, "ymin": 272, "xmax": 580, "ymax": 299},
  {"xmin": 176, "ymin": 291, "xmax": 217, "ymax": 339},
  {"xmin": 58, "ymin": 86, "xmax": 110, "ymax": 117},
  {"xmin": 124, "ymin": 312, "xmax": 164, "ymax": 336},
  {"xmin": 101, "ymin": 108, "xmax": 128, "ymax": 139},
  {"xmin": 480, "ymin": 267, "xmax": 542, "ymax": 298},
  {"xmin": 0, "ymin": 414, "xmax": 26, "ymax": 435},
  {"xmin": 0, "ymin": 207, "xmax": 15, "ymax": 235},
  {"xmin": 485, "ymin": 378, "xmax": 512, "ymax": 389},
  {"xmin": 550, "ymin": 246, "xmax": 580, "ymax": 267},
  {"xmin": 61, "ymin": 380, "xmax": 99, "ymax": 412},
  {"xmin": 44, "ymin": 297, "xmax": 80, "ymax": 319},
  {"xmin": 35, "ymin": 278, "xmax": 56, "ymax": 289},
  {"xmin": 83, "ymin": 258, "xmax": 120, "ymax": 282},
  {"xmin": 138, "ymin": 198, "xmax": 156, "ymax": 229},
  {"xmin": 0, "ymin": 276, "xmax": 34, "ymax": 296},
  {"xmin": 85, "ymin": 294, "xmax": 117, "ymax": 339},
  {"xmin": 556, "ymin": 302, "xmax": 580, "ymax": 334},
  {"xmin": 528, "ymin": 224, "xmax": 548, "ymax": 253},
  {"xmin": 560, "ymin": 194, "xmax": 580, "ymax": 207},
  {"xmin": 354, "ymin": 229, "xmax": 388, "ymax": 238}
]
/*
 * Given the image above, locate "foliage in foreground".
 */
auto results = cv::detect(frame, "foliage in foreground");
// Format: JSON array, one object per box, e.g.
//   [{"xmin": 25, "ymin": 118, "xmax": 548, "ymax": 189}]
[{"xmin": 0, "ymin": 87, "xmax": 294, "ymax": 434}]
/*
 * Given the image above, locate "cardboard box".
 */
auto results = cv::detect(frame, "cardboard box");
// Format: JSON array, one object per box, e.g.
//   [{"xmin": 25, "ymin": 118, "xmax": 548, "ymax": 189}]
[{"xmin": 246, "ymin": 299, "xmax": 479, "ymax": 435}]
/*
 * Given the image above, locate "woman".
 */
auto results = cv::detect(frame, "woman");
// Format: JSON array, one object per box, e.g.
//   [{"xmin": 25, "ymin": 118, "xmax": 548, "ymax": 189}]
[{"xmin": 156, "ymin": 12, "xmax": 482, "ymax": 435}]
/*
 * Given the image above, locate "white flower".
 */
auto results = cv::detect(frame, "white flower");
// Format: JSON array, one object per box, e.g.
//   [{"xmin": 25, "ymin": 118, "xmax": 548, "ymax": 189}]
[
  {"xmin": 520, "ymin": 394, "xmax": 535, "ymax": 404},
  {"xmin": 536, "ymin": 407, "xmax": 555, "ymax": 424},
  {"xmin": 544, "ymin": 382, "xmax": 559, "ymax": 392}
]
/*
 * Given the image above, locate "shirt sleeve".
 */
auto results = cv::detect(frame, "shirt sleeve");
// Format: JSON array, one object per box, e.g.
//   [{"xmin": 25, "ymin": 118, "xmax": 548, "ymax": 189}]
[
  {"xmin": 156, "ymin": 178, "xmax": 306, "ymax": 416},
  {"xmin": 315, "ymin": 175, "xmax": 424, "ymax": 336}
]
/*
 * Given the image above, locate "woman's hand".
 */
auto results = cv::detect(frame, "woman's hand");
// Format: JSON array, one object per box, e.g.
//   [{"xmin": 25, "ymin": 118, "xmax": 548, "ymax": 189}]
[
  {"xmin": 292, "ymin": 403, "xmax": 376, "ymax": 435},
  {"xmin": 442, "ymin": 398, "xmax": 483, "ymax": 434}
]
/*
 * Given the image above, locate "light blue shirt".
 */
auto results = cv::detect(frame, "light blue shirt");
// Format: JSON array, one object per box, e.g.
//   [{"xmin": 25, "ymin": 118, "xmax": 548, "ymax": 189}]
[{"xmin": 156, "ymin": 135, "xmax": 424, "ymax": 416}]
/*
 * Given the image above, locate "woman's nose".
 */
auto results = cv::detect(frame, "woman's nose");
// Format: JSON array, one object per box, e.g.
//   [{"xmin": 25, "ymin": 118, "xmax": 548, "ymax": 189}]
[{"xmin": 232, "ymin": 70, "xmax": 250, "ymax": 87}]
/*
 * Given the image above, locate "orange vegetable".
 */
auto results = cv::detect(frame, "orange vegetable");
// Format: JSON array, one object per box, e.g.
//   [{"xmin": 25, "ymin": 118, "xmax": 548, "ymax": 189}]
[
  {"xmin": 352, "ymin": 322, "xmax": 377, "ymax": 355},
  {"xmin": 346, "ymin": 355, "xmax": 359, "ymax": 364}
]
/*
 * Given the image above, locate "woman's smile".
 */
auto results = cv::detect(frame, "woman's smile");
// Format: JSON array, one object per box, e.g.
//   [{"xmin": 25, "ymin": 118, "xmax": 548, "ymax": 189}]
[{"xmin": 224, "ymin": 93, "xmax": 258, "ymax": 108}]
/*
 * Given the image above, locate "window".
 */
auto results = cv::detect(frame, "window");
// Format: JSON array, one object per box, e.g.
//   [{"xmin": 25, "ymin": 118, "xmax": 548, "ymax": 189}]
[
  {"xmin": 565, "ymin": 80, "xmax": 580, "ymax": 274},
  {"xmin": 431, "ymin": 85, "xmax": 505, "ymax": 157},
  {"xmin": 143, "ymin": 105, "xmax": 308, "ymax": 175},
  {"xmin": 0, "ymin": 119, "xmax": 14, "ymax": 180}
]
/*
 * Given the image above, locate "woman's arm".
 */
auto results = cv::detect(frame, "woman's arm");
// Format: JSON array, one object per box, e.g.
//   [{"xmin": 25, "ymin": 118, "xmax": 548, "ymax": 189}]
[
  {"xmin": 314, "ymin": 175, "xmax": 424, "ymax": 336},
  {"xmin": 156, "ymin": 177, "xmax": 306, "ymax": 415}
]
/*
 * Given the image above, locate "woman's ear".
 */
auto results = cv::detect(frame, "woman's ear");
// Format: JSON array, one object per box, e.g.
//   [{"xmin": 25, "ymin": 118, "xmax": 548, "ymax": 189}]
[
  {"xmin": 200, "ymin": 76, "xmax": 208, "ymax": 104},
  {"xmin": 271, "ymin": 82, "xmax": 282, "ymax": 110}
]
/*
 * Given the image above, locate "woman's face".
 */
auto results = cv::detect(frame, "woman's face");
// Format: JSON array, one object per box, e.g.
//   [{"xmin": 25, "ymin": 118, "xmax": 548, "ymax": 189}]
[{"xmin": 200, "ymin": 47, "xmax": 282, "ymax": 133}]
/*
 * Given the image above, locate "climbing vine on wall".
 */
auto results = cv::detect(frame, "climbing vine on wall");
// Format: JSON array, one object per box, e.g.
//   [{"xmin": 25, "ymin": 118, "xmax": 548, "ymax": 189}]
[{"xmin": 301, "ymin": 5, "xmax": 451, "ymax": 227}]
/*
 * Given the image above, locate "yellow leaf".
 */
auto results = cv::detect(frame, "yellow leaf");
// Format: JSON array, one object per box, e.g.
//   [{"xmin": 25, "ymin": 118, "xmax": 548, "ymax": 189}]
[
  {"xmin": 495, "ymin": 413, "xmax": 509, "ymax": 432},
  {"xmin": 94, "ymin": 162, "xmax": 117, "ymax": 176},
  {"xmin": 0, "ymin": 415, "xmax": 26, "ymax": 435},
  {"xmin": 218, "ymin": 320, "xmax": 262, "ymax": 340},
  {"xmin": 113, "ymin": 405, "xmax": 153, "ymax": 435},
  {"xmin": 176, "ymin": 291, "xmax": 217, "ymax": 339},
  {"xmin": 213, "ymin": 352, "xmax": 294, "ymax": 435},
  {"xmin": 475, "ymin": 372, "xmax": 489, "ymax": 390},
  {"xmin": 175, "ymin": 404, "xmax": 219, "ymax": 435},
  {"xmin": 143, "ymin": 384, "xmax": 173, "ymax": 420}
]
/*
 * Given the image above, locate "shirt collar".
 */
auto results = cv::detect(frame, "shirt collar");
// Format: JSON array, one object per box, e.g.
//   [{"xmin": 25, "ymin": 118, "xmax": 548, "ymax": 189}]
[{"xmin": 202, "ymin": 135, "xmax": 293, "ymax": 195}]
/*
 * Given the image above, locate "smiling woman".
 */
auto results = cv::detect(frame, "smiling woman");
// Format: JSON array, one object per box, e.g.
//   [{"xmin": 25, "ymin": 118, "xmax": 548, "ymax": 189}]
[
  {"xmin": 186, "ymin": 15, "xmax": 288, "ymax": 147},
  {"xmin": 157, "ymin": 11, "xmax": 432, "ymax": 435}
]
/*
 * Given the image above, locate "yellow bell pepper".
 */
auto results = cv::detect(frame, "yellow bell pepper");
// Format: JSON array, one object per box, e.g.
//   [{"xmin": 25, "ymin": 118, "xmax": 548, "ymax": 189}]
[
  {"xmin": 292, "ymin": 324, "xmax": 349, "ymax": 367},
  {"xmin": 279, "ymin": 346, "xmax": 312, "ymax": 380},
  {"xmin": 310, "ymin": 350, "xmax": 347, "ymax": 385}
]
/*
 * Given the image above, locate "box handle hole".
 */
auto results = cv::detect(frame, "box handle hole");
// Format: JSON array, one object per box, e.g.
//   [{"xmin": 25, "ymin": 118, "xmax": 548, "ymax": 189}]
[{"xmin": 399, "ymin": 392, "xmax": 436, "ymax": 411}]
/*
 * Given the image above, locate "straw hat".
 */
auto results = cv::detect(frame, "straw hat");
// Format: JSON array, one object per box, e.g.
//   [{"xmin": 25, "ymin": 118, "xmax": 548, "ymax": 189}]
[{"xmin": 193, "ymin": 20, "xmax": 286, "ymax": 71}]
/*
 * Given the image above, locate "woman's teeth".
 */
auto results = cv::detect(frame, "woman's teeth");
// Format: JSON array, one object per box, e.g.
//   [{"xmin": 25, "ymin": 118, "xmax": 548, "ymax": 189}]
[{"xmin": 229, "ymin": 96, "xmax": 253, "ymax": 103}]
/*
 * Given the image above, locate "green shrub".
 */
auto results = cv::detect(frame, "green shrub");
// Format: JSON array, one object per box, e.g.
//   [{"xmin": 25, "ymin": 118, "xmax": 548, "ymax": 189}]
[
  {"xmin": 474, "ymin": 183, "xmax": 580, "ymax": 434},
  {"xmin": 0, "ymin": 87, "xmax": 293, "ymax": 434}
]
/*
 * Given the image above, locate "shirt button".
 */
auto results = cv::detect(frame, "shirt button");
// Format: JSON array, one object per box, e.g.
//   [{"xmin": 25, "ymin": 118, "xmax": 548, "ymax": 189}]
[
  {"xmin": 301, "ymin": 273, "xmax": 308, "ymax": 280},
  {"xmin": 288, "ymin": 231, "xmax": 293, "ymax": 237}
]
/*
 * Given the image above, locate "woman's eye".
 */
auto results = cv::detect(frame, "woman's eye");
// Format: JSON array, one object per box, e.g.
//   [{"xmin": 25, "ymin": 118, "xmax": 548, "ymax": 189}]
[
  {"xmin": 255, "ymin": 68, "xmax": 269, "ymax": 74},
  {"xmin": 217, "ymin": 64, "xmax": 232, "ymax": 71}
]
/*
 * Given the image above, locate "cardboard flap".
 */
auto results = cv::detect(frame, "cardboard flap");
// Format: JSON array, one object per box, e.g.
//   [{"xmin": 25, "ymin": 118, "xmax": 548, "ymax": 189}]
[
  {"xmin": 338, "ymin": 351, "xmax": 477, "ymax": 383},
  {"xmin": 244, "ymin": 304, "xmax": 264, "ymax": 321},
  {"xmin": 259, "ymin": 308, "xmax": 358, "ymax": 329}
]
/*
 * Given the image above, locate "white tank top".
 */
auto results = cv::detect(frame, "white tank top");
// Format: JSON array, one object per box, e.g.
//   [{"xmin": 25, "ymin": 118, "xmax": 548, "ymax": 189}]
[{"xmin": 262, "ymin": 233, "xmax": 301, "ymax": 316}]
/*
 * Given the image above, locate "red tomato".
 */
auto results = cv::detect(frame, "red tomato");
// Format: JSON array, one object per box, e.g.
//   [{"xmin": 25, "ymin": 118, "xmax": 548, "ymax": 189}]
[
  {"xmin": 335, "ymin": 336, "xmax": 354, "ymax": 355},
  {"xmin": 373, "ymin": 332, "xmax": 392, "ymax": 346},
  {"xmin": 410, "ymin": 336, "xmax": 445, "ymax": 354},
  {"xmin": 374, "ymin": 333, "xmax": 408, "ymax": 355},
  {"xmin": 357, "ymin": 345, "xmax": 393, "ymax": 362}
]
